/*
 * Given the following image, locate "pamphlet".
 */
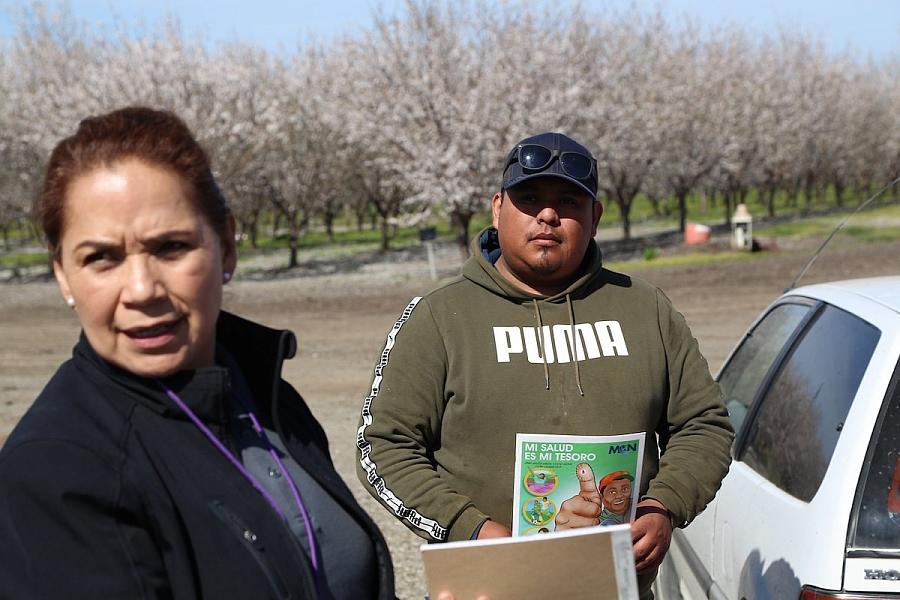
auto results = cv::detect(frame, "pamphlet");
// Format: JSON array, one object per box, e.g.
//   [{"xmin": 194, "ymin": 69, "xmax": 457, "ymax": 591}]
[{"xmin": 512, "ymin": 432, "xmax": 645, "ymax": 536}]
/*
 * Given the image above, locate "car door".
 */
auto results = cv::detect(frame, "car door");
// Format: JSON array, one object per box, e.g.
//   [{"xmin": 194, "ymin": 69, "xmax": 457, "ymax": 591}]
[
  {"xmin": 711, "ymin": 300, "xmax": 880, "ymax": 598},
  {"xmin": 671, "ymin": 299, "xmax": 813, "ymax": 599}
]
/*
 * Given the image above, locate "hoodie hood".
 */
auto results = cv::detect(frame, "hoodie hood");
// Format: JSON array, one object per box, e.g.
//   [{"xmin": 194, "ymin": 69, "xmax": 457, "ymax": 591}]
[{"xmin": 463, "ymin": 226, "xmax": 605, "ymax": 302}]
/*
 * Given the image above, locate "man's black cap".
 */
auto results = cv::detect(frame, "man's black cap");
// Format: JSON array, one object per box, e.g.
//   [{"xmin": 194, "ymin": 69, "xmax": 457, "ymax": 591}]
[{"xmin": 501, "ymin": 132, "xmax": 598, "ymax": 200}]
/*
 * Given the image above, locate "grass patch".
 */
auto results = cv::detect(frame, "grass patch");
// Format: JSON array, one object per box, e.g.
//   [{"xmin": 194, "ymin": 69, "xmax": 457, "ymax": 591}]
[
  {"xmin": 842, "ymin": 226, "xmax": 900, "ymax": 243},
  {"xmin": 606, "ymin": 250, "xmax": 767, "ymax": 272},
  {"xmin": 237, "ymin": 216, "xmax": 466, "ymax": 253},
  {"xmin": 0, "ymin": 251, "xmax": 49, "ymax": 269},
  {"xmin": 642, "ymin": 246, "xmax": 660, "ymax": 261},
  {"xmin": 755, "ymin": 204, "xmax": 900, "ymax": 240}
]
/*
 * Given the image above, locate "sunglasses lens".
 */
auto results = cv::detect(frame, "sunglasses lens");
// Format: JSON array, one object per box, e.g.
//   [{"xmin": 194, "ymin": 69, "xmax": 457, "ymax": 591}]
[
  {"xmin": 560, "ymin": 153, "xmax": 592, "ymax": 179},
  {"xmin": 518, "ymin": 145, "xmax": 552, "ymax": 170}
]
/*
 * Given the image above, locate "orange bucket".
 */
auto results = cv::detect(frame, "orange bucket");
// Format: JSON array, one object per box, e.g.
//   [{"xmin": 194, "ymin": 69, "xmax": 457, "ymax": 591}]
[{"xmin": 684, "ymin": 223, "xmax": 711, "ymax": 245}]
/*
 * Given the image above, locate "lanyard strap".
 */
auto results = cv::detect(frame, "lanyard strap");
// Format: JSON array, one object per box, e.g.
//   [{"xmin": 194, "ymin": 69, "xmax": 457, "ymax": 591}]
[{"xmin": 158, "ymin": 382, "xmax": 320, "ymax": 574}]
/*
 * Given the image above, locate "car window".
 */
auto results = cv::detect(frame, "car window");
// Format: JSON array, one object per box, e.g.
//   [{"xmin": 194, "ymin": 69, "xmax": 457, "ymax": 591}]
[
  {"xmin": 717, "ymin": 302, "xmax": 810, "ymax": 433},
  {"xmin": 851, "ymin": 362, "xmax": 900, "ymax": 551},
  {"xmin": 741, "ymin": 304, "xmax": 880, "ymax": 501}
]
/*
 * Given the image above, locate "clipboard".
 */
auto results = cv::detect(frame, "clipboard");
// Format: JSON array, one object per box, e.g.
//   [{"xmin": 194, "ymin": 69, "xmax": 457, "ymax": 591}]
[{"xmin": 420, "ymin": 525, "xmax": 638, "ymax": 599}]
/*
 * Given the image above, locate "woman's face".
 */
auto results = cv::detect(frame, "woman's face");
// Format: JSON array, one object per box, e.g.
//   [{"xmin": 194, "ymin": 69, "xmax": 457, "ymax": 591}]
[{"xmin": 53, "ymin": 158, "xmax": 236, "ymax": 378}]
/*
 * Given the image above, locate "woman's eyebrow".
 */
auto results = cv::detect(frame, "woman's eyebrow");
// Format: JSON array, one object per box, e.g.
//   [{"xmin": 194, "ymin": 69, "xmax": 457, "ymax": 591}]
[{"xmin": 72, "ymin": 239, "xmax": 120, "ymax": 253}]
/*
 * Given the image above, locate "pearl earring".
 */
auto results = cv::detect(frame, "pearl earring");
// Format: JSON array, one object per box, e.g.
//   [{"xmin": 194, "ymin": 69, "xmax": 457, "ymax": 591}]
[
  {"xmin": 66, "ymin": 297, "xmax": 75, "ymax": 308},
  {"xmin": 223, "ymin": 272, "xmax": 232, "ymax": 282}
]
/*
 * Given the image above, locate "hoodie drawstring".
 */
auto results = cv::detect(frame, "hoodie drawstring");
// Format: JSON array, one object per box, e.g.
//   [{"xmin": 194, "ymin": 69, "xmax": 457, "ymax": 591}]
[
  {"xmin": 567, "ymin": 293, "xmax": 585, "ymax": 396},
  {"xmin": 531, "ymin": 299, "xmax": 551, "ymax": 390},
  {"xmin": 531, "ymin": 296, "xmax": 585, "ymax": 396}
]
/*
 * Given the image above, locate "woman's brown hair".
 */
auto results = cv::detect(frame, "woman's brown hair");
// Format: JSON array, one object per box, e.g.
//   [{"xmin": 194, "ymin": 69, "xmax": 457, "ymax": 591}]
[{"xmin": 37, "ymin": 106, "xmax": 230, "ymax": 257}]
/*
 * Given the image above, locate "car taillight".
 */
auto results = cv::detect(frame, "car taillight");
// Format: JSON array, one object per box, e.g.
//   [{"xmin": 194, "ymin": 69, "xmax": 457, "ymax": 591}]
[{"xmin": 801, "ymin": 586, "xmax": 899, "ymax": 599}]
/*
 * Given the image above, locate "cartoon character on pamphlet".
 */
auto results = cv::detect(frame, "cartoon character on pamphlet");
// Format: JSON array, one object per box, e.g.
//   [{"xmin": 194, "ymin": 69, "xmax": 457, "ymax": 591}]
[
  {"xmin": 598, "ymin": 469, "xmax": 634, "ymax": 526},
  {"xmin": 524, "ymin": 467, "xmax": 558, "ymax": 496},
  {"xmin": 555, "ymin": 463, "xmax": 634, "ymax": 530},
  {"xmin": 523, "ymin": 495, "xmax": 556, "ymax": 526}
]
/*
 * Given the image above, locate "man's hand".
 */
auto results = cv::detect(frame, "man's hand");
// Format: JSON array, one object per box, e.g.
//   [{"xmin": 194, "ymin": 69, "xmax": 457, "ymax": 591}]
[
  {"xmin": 555, "ymin": 463, "xmax": 602, "ymax": 530},
  {"xmin": 476, "ymin": 520, "xmax": 512, "ymax": 539},
  {"xmin": 631, "ymin": 498, "xmax": 673, "ymax": 572}
]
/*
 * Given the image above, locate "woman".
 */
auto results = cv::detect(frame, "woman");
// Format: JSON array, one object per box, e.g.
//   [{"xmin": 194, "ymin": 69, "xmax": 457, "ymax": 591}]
[{"xmin": 0, "ymin": 107, "xmax": 394, "ymax": 599}]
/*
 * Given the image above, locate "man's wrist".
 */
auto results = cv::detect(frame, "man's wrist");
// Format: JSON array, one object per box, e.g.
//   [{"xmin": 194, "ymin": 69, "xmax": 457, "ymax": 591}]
[
  {"xmin": 449, "ymin": 506, "xmax": 491, "ymax": 542},
  {"xmin": 635, "ymin": 505, "xmax": 674, "ymax": 525},
  {"xmin": 636, "ymin": 498, "xmax": 676, "ymax": 528}
]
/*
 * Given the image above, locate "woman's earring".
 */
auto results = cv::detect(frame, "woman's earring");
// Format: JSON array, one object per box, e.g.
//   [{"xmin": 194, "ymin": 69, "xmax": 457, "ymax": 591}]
[
  {"xmin": 223, "ymin": 272, "xmax": 232, "ymax": 282},
  {"xmin": 66, "ymin": 297, "xmax": 75, "ymax": 308}
]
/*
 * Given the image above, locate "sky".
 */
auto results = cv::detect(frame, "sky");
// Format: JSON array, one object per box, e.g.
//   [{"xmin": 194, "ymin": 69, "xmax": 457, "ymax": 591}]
[{"xmin": 0, "ymin": 0, "xmax": 897, "ymax": 61}]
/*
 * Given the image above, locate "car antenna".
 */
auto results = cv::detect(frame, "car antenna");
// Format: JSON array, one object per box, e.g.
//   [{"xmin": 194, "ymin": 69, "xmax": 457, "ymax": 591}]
[{"xmin": 785, "ymin": 175, "xmax": 900, "ymax": 292}]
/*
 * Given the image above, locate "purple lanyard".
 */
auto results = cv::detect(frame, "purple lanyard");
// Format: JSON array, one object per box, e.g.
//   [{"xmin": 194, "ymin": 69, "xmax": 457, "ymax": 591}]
[{"xmin": 158, "ymin": 382, "xmax": 320, "ymax": 574}]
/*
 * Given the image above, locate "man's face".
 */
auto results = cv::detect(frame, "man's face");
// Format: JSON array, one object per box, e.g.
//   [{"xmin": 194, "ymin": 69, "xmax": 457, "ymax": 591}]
[
  {"xmin": 601, "ymin": 478, "xmax": 632, "ymax": 515},
  {"xmin": 491, "ymin": 177, "xmax": 602, "ymax": 296}
]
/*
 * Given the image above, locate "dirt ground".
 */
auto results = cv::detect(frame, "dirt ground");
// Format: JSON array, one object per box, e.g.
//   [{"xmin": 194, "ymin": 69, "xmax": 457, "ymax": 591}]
[{"xmin": 1, "ymin": 235, "xmax": 898, "ymax": 599}]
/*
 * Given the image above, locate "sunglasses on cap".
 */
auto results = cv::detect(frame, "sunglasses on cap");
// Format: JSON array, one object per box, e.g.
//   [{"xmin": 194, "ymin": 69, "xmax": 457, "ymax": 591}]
[{"xmin": 505, "ymin": 143, "xmax": 596, "ymax": 181}]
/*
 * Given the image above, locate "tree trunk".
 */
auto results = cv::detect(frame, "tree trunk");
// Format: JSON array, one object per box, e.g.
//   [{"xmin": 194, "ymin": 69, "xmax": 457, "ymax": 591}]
[
  {"xmin": 613, "ymin": 189, "xmax": 637, "ymax": 240},
  {"xmin": 288, "ymin": 212, "xmax": 300, "ymax": 268},
  {"xmin": 379, "ymin": 214, "xmax": 390, "ymax": 251},
  {"xmin": 324, "ymin": 210, "xmax": 336, "ymax": 242},
  {"xmin": 787, "ymin": 180, "xmax": 799, "ymax": 207},
  {"xmin": 299, "ymin": 214, "xmax": 310, "ymax": 237},
  {"xmin": 766, "ymin": 188, "xmax": 776, "ymax": 218},
  {"xmin": 249, "ymin": 210, "xmax": 260, "ymax": 249},
  {"xmin": 803, "ymin": 174, "xmax": 815, "ymax": 214},
  {"xmin": 723, "ymin": 190, "xmax": 733, "ymax": 226},
  {"xmin": 677, "ymin": 190, "xmax": 688, "ymax": 233},
  {"xmin": 453, "ymin": 210, "xmax": 473, "ymax": 256},
  {"xmin": 834, "ymin": 181, "xmax": 845, "ymax": 207},
  {"xmin": 621, "ymin": 207, "xmax": 632, "ymax": 240},
  {"xmin": 354, "ymin": 204, "xmax": 367, "ymax": 232}
]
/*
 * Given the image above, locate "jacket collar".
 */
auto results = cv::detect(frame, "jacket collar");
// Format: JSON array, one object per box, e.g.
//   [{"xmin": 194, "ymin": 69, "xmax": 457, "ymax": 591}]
[{"xmin": 72, "ymin": 311, "xmax": 297, "ymax": 425}]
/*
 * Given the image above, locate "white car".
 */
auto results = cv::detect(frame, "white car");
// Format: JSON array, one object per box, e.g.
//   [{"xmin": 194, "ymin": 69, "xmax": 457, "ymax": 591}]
[{"xmin": 658, "ymin": 276, "xmax": 900, "ymax": 599}]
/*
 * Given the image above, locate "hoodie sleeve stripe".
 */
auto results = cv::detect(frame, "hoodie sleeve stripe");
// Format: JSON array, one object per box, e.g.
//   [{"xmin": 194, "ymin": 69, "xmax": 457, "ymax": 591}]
[{"xmin": 356, "ymin": 296, "xmax": 449, "ymax": 541}]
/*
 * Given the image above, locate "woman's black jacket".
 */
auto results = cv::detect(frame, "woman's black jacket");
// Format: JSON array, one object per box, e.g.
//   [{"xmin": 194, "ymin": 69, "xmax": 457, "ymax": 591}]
[{"xmin": 0, "ymin": 311, "xmax": 395, "ymax": 599}]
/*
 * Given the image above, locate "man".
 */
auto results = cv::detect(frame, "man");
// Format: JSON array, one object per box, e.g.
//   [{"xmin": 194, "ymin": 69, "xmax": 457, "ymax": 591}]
[
  {"xmin": 356, "ymin": 132, "xmax": 734, "ymax": 597},
  {"xmin": 598, "ymin": 470, "xmax": 634, "ymax": 526}
]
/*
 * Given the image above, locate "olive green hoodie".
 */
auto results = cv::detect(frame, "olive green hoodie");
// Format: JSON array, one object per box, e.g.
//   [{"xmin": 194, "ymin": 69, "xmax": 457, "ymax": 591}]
[{"xmin": 357, "ymin": 226, "xmax": 733, "ymax": 550}]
